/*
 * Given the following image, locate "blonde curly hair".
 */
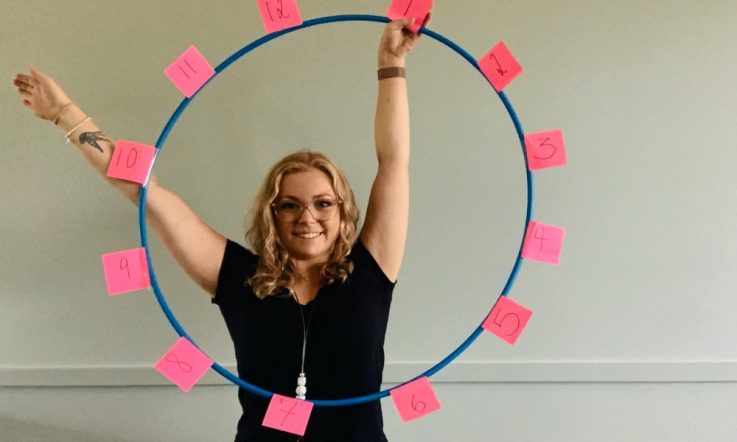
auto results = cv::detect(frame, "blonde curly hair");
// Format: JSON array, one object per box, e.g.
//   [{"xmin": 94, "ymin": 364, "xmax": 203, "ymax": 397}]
[{"xmin": 246, "ymin": 150, "xmax": 359, "ymax": 298}]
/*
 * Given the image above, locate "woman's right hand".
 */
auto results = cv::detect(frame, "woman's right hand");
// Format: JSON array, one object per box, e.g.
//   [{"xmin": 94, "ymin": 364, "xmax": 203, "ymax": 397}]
[{"xmin": 13, "ymin": 67, "xmax": 72, "ymax": 123}]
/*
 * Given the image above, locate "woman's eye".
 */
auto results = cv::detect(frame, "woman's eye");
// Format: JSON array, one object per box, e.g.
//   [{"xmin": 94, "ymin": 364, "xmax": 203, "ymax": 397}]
[
  {"xmin": 279, "ymin": 202, "xmax": 300, "ymax": 211},
  {"xmin": 315, "ymin": 200, "xmax": 334, "ymax": 209}
]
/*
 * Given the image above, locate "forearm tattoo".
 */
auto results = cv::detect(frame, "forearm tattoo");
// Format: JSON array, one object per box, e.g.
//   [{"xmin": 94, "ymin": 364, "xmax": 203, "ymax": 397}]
[{"xmin": 78, "ymin": 131, "xmax": 111, "ymax": 153}]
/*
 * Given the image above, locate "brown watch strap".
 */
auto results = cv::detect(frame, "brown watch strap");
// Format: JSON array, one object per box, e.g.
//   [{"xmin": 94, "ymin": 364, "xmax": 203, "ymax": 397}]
[{"xmin": 377, "ymin": 67, "xmax": 406, "ymax": 80}]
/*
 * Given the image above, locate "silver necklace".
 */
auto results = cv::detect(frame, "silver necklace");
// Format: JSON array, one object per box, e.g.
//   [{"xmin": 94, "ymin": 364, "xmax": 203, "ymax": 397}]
[{"xmin": 294, "ymin": 293, "xmax": 314, "ymax": 400}]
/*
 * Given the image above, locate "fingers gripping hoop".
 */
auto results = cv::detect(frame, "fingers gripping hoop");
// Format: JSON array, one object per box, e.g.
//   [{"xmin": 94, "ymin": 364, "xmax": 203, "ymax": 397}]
[{"xmin": 139, "ymin": 14, "xmax": 534, "ymax": 407}]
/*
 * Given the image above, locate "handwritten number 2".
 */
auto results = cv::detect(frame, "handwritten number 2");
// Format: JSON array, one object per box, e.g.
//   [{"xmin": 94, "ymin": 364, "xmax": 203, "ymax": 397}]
[{"xmin": 490, "ymin": 54, "xmax": 507, "ymax": 76}]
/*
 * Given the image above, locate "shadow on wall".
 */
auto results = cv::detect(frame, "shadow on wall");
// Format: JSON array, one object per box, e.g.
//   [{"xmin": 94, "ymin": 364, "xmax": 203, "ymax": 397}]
[{"xmin": 0, "ymin": 415, "xmax": 130, "ymax": 442}]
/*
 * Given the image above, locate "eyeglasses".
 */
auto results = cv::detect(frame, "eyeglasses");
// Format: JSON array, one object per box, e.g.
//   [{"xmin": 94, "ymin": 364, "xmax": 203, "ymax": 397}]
[{"xmin": 271, "ymin": 197, "xmax": 342, "ymax": 222}]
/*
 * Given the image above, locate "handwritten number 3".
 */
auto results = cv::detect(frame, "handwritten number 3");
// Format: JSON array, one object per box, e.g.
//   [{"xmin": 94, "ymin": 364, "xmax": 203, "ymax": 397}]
[{"xmin": 533, "ymin": 137, "xmax": 557, "ymax": 160}]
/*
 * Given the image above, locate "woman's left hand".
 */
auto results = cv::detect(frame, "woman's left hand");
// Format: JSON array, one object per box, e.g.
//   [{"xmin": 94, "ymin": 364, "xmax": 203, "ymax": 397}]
[{"xmin": 377, "ymin": 12, "xmax": 432, "ymax": 69}]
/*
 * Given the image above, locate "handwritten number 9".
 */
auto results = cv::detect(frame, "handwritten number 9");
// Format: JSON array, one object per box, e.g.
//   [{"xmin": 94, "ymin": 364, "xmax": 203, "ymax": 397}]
[
  {"xmin": 492, "ymin": 309, "xmax": 520, "ymax": 336},
  {"xmin": 119, "ymin": 257, "xmax": 130, "ymax": 280}
]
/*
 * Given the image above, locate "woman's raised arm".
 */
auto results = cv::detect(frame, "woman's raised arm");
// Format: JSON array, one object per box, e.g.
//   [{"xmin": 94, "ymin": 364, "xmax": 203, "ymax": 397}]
[
  {"xmin": 360, "ymin": 14, "xmax": 429, "ymax": 282},
  {"xmin": 13, "ymin": 67, "xmax": 226, "ymax": 297}
]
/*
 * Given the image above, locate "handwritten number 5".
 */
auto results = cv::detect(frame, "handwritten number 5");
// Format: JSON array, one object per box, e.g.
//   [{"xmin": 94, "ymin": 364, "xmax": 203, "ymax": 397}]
[{"xmin": 492, "ymin": 308, "xmax": 520, "ymax": 336}]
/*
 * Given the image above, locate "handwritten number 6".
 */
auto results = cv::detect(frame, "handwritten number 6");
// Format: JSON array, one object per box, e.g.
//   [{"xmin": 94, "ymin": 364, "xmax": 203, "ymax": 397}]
[{"xmin": 411, "ymin": 394, "xmax": 426, "ymax": 412}]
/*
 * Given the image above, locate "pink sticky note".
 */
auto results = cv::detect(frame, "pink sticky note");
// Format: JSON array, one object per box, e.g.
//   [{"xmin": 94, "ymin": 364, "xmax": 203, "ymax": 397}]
[
  {"xmin": 256, "ymin": 0, "xmax": 303, "ymax": 34},
  {"xmin": 390, "ymin": 376, "xmax": 442, "ymax": 422},
  {"xmin": 164, "ymin": 45, "xmax": 216, "ymax": 98},
  {"xmin": 101, "ymin": 247, "xmax": 151, "ymax": 295},
  {"xmin": 154, "ymin": 337, "xmax": 213, "ymax": 393},
  {"xmin": 522, "ymin": 221, "xmax": 566, "ymax": 265},
  {"xmin": 105, "ymin": 140, "xmax": 156, "ymax": 184},
  {"xmin": 386, "ymin": 0, "xmax": 433, "ymax": 33},
  {"xmin": 478, "ymin": 41, "xmax": 523, "ymax": 92},
  {"xmin": 262, "ymin": 394, "xmax": 314, "ymax": 436},
  {"xmin": 483, "ymin": 296, "xmax": 533, "ymax": 345},
  {"xmin": 525, "ymin": 129, "xmax": 567, "ymax": 170}
]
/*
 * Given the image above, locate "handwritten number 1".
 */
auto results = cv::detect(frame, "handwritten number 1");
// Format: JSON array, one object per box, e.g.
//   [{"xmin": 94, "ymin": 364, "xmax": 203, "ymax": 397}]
[{"xmin": 403, "ymin": 0, "xmax": 415, "ymax": 16}]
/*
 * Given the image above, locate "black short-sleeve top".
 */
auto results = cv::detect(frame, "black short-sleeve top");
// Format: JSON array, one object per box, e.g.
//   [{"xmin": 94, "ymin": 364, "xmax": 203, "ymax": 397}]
[{"xmin": 213, "ymin": 238, "xmax": 394, "ymax": 442}]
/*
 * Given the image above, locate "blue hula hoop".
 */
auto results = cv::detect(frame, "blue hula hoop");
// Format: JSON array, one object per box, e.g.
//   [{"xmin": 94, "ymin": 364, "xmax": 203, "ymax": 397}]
[{"xmin": 138, "ymin": 14, "xmax": 533, "ymax": 407}]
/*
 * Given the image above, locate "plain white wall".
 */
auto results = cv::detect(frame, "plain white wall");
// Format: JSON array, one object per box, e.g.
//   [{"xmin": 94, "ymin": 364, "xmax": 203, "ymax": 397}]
[{"xmin": 2, "ymin": 0, "xmax": 737, "ymax": 441}]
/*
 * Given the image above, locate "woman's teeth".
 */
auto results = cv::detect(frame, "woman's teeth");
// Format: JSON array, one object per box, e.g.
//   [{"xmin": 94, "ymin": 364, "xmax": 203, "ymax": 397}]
[{"xmin": 296, "ymin": 232, "xmax": 321, "ymax": 239}]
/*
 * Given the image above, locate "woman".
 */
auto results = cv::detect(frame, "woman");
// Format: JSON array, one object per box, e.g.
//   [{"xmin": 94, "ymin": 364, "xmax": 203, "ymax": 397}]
[{"xmin": 13, "ymin": 15, "xmax": 429, "ymax": 442}]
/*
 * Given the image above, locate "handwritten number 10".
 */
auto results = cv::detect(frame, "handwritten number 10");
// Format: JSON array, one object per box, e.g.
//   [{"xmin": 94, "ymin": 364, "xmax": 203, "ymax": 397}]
[{"xmin": 115, "ymin": 147, "xmax": 138, "ymax": 168}]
